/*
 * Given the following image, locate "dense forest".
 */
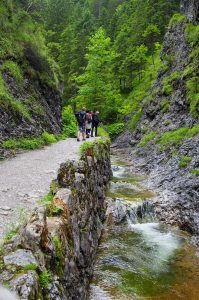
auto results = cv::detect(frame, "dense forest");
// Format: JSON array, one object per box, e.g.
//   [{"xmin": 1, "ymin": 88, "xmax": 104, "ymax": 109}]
[{"xmin": 0, "ymin": 0, "xmax": 180, "ymax": 133}]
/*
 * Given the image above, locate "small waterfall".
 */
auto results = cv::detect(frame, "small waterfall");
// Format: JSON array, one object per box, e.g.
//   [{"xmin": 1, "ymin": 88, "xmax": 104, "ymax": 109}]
[{"xmin": 106, "ymin": 198, "xmax": 155, "ymax": 226}]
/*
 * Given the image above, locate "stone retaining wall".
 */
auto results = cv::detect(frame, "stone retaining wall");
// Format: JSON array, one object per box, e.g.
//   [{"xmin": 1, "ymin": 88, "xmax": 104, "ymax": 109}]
[{"xmin": 0, "ymin": 141, "xmax": 112, "ymax": 300}]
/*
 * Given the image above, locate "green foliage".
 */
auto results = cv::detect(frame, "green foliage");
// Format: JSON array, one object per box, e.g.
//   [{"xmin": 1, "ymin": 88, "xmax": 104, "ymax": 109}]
[
  {"xmin": 41, "ymin": 131, "xmax": 57, "ymax": 144},
  {"xmin": 76, "ymin": 27, "xmax": 122, "ymax": 122},
  {"xmin": 98, "ymin": 127, "xmax": 109, "ymax": 139},
  {"xmin": 138, "ymin": 131, "xmax": 158, "ymax": 147},
  {"xmin": 2, "ymin": 131, "xmax": 58, "ymax": 150},
  {"xmin": 129, "ymin": 109, "xmax": 142, "ymax": 131},
  {"xmin": 169, "ymin": 13, "xmax": 186, "ymax": 26},
  {"xmin": 157, "ymin": 125, "xmax": 199, "ymax": 149},
  {"xmin": 46, "ymin": 203, "xmax": 64, "ymax": 217},
  {"xmin": 161, "ymin": 99, "xmax": 170, "ymax": 113},
  {"xmin": 4, "ymin": 224, "xmax": 19, "ymax": 243},
  {"xmin": 185, "ymin": 23, "xmax": 199, "ymax": 46},
  {"xmin": 23, "ymin": 264, "xmax": 37, "ymax": 271},
  {"xmin": 62, "ymin": 105, "xmax": 77, "ymax": 138},
  {"xmin": 53, "ymin": 236, "xmax": 65, "ymax": 277},
  {"xmin": 39, "ymin": 271, "xmax": 52, "ymax": 289},
  {"xmin": 161, "ymin": 71, "xmax": 180, "ymax": 95},
  {"xmin": 40, "ymin": 192, "xmax": 54, "ymax": 206},
  {"xmin": 190, "ymin": 169, "xmax": 199, "ymax": 175},
  {"xmin": 186, "ymin": 77, "xmax": 199, "ymax": 117},
  {"xmin": 178, "ymin": 156, "xmax": 192, "ymax": 168},
  {"xmin": 105, "ymin": 123, "xmax": 125, "ymax": 140},
  {"xmin": 1, "ymin": 61, "xmax": 23, "ymax": 82},
  {"xmin": 0, "ymin": 73, "xmax": 31, "ymax": 120},
  {"xmin": 79, "ymin": 141, "xmax": 94, "ymax": 156}
]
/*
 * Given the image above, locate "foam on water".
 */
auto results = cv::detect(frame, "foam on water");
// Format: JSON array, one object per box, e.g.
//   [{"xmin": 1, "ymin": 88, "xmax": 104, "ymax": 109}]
[{"xmin": 129, "ymin": 222, "xmax": 183, "ymax": 272}]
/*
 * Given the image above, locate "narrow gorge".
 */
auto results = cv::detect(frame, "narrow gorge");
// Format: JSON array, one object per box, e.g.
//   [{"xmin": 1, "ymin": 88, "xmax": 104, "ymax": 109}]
[{"xmin": 0, "ymin": 0, "xmax": 199, "ymax": 299}]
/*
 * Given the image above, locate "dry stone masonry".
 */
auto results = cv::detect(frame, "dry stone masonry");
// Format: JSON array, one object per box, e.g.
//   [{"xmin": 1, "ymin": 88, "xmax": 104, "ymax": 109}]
[{"xmin": 0, "ymin": 141, "xmax": 112, "ymax": 300}]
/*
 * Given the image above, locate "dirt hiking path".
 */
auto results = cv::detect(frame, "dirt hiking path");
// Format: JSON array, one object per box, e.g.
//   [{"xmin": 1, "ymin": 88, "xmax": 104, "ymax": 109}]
[{"xmin": 0, "ymin": 138, "xmax": 85, "ymax": 242}]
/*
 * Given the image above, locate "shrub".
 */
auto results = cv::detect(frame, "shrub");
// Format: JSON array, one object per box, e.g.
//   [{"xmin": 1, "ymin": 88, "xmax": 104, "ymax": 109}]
[
  {"xmin": 138, "ymin": 131, "xmax": 158, "ymax": 147},
  {"xmin": 41, "ymin": 131, "xmax": 57, "ymax": 144},
  {"xmin": 79, "ymin": 141, "xmax": 94, "ymax": 156},
  {"xmin": 1, "ymin": 61, "xmax": 23, "ymax": 82},
  {"xmin": 39, "ymin": 271, "xmax": 52, "ymax": 289},
  {"xmin": 157, "ymin": 124, "xmax": 199, "ymax": 149},
  {"xmin": 98, "ymin": 126, "xmax": 109, "ymax": 138},
  {"xmin": 190, "ymin": 169, "xmax": 199, "ymax": 175},
  {"xmin": 178, "ymin": 156, "xmax": 192, "ymax": 168},
  {"xmin": 185, "ymin": 23, "xmax": 199, "ymax": 46},
  {"xmin": 2, "ymin": 132, "xmax": 57, "ymax": 150},
  {"xmin": 169, "ymin": 13, "xmax": 186, "ymax": 26},
  {"xmin": 186, "ymin": 77, "xmax": 199, "ymax": 117},
  {"xmin": 105, "ymin": 123, "xmax": 125, "ymax": 140},
  {"xmin": 62, "ymin": 105, "xmax": 77, "ymax": 138}
]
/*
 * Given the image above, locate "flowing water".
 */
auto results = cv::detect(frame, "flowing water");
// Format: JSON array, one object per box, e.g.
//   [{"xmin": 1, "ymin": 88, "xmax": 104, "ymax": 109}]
[{"xmin": 89, "ymin": 157, "xmax": 199, "ymax": 300}]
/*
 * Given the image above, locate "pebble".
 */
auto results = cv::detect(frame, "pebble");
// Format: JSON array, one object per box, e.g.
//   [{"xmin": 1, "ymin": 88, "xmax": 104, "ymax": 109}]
[
  {"xmin": 0, "ymin": 206, "xmax": 11, "ymax": 211},
  {"xmin": 0, "ymin": 211, "xmax": 9, "ymax": 216}
]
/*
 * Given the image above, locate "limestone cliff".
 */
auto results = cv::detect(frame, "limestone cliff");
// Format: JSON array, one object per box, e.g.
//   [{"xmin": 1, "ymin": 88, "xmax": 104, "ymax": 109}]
[
  {"xmin": 113, "ymin": 0, "xmax": 199, "ymax": 243},
  {"xmin": 0, "ymin": 1, "xmax": 62, "ymax": 144}
]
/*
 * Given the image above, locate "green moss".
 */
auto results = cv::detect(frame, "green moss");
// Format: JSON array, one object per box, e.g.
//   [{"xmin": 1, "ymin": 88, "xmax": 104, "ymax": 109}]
[
  {"xmin": 23, "ymin": 264, "xmax": 37, "ymax": 271},
  {"xmin": 178, "ymin": 156, "xmax": 192, "ymax": 168},
  {"xmin": 138, "ymin": 131, "xmax": 158, "ymax": 147},
  {"xmin": 0, "ymin": 73, "xmax": 31, "ymax": 120},
  {"xmin": 157, "ymin": 124, "xmax": 199, "ymax": 149},
  {"xmin": 79, "ymin": 141, "xmax": 94, "ymax": 156},
  {"xmin": 190, "ymin": 169, "xmax": 199, "ymax": 175},
  {"xmin": 39, "ymin": 271, "xmax": 52, "ymax": 289},
  {"xmin": 186, "ymin": 77, "xmax": 199, "ymax": 117},
  {"xmin": 129, "ymin": 109, "xmax": 142, "ymax": 132},
  {"xmin": 1, "ymin": 60, "xmax": 23, "ymax": 82},
  {"xmin": 24, "ymin": 96, "xmax": 44, "ymax": 116},
  {"xmin": 46, "ymin": 203, "xmax": 64, "ymax": 217},
  {"xmin": 162, "ymin": 77, "xmax": 173, "ymax": 95},
  {"xmin": 161, "ymin": 99, "xmax": 170, "ymax": 113},
  {"xmin": 169, "ymin": 13, "xmax": 186, "ymax": 26},
  {"xmin": 162, "ymin": 72, "xmax": 180, "ymax": 96},
  {"xmin": 53, "ymin": 236, "xmax": 65, "ymax": 277},
  {"xmin": 164, "ymin": 119, "xmax": 172, "ymax": 126}
]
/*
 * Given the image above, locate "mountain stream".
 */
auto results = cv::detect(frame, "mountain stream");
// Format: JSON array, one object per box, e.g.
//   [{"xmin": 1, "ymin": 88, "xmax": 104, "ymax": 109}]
[{"xmin": 89, "ymin": 156, "xmax": 199, "ymax": 300}]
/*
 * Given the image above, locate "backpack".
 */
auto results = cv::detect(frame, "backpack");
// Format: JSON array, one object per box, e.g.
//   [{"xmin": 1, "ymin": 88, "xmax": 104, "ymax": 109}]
[
  {"xmin": 75, "ymin": 111, "xmax": 85, "ymax": 124},
  {"xmin": 86, "ymin": 113, "xmax": 92, "ymax": 124},
  {"xmin": 92, "ymin": 113, "xmax": 99, "ymax": 124}
]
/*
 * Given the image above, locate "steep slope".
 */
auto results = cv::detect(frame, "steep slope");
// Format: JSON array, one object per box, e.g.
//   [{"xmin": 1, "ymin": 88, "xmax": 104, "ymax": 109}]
[
  {"xmin": 0, "ymin": 1, "xmax": 62, "ymax": 144},
  {"xmin": 114, "ymin": 0, "xmax": 199, "ymax": 243}
]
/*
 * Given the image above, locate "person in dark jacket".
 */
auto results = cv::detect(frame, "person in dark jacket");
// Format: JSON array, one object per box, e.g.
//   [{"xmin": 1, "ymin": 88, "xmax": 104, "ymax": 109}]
[
  {"xmin": 91, "ymin": 111, "xmax": 100, "ymax": 137},
  {"xmin": 75, "ymin": 107, "xmax": 86, "ymax": 141}
]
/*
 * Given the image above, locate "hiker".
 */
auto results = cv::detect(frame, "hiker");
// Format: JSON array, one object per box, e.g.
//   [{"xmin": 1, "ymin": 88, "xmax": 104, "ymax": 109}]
[
  {"xmin": 91, "ymin": 111, "xmax": 100, "ymax": 137},
  {"xmin": 85, "ymin": 110, "xmax": 92, "ymax": 138},
  {"xmin": 75, "ymin": 107, "xmax": 86, "ymax": 142}
]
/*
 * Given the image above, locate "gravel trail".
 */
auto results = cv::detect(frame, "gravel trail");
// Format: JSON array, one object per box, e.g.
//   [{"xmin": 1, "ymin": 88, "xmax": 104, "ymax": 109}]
[{"xmin": 0, "ymin": 138, "xmax": 84, "ymax": 242}]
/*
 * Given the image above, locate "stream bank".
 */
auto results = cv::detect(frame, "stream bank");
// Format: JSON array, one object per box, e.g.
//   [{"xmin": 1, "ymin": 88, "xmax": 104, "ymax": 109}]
[
  {"xmin": 0, "ymin": 141, "xmax": 112, "ymax": 300},
  {"xmin": 89, "ymin": 156, "xmax": 199, "ymax": 300}
]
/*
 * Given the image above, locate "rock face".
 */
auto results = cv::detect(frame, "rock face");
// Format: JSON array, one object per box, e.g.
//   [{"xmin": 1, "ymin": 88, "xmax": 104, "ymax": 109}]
[
  {"xmin": 113, "ymin": 4, "xmax": 199, "ymax": 244},
  {"xmin": 0, "ymin": 141, "xmax": 112, "ymax": 299},
  {"xmin": 180, "ymin": 0, "xmax": 199, "ymax": 22},
  {"xmin": 0, "ymin": 72, "xmax": 62, "ymax": 143}
]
